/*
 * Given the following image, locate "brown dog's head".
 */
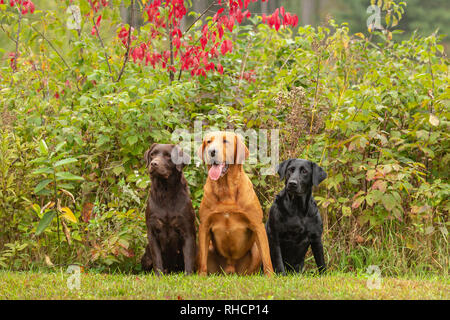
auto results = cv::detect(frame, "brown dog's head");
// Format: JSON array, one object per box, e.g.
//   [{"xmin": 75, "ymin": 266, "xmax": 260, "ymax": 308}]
[
  {"xmin": 144, "ymin": 143, "xmax": 189, "ymax": 179},
  {"xmin": 197, "ymin": 131, "xmax": 249, "ymax": 181}
]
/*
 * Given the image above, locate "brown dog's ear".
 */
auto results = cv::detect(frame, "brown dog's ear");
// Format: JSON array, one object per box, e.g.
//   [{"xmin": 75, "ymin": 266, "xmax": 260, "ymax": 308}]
[
  {"xmin": 234, "ymin": 134, "xmax": 249, "ymax": 164},
  {"xmin": 311, "ymin": 161, "xmax": 327, "ymax": 186},
  {"xmin": 197, "ymin": 139, "xmax": 206, "ymax": 163},
  {"xmin": 144, "ymin": 143, "xmax": 157, "ymax": 168},
  {"xmin": 171, "ymin": 145, "xmax": 190, "ymax": 172}
]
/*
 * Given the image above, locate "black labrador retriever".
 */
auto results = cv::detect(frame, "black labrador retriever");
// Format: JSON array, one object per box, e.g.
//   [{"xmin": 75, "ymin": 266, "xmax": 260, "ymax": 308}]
[
  {"xmin": 140, "ymin": 143, "xmax": 196, "ymax": 275},
  {"xmin": 266, "ymin": 158, "xmax": 327, "ymax": 274}
]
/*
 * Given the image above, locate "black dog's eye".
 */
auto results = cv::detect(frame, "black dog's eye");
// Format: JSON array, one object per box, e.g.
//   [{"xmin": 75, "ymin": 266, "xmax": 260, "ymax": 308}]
[
  {"xmin": 289, "ymin": 167, "xmax": 295, "ymax": 172},
  {"xmin": 300, "ymin": 167, "xmax": 307, "ymax": 174}
]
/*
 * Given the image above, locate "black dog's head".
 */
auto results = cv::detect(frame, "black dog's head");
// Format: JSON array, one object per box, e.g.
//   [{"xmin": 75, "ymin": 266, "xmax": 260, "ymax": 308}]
[
  {"xmin": 277, "ymin": 159, "xmax": 327, "ymax": 195},
  {"xmin": 144, "ymin": 143, "xmax": 189, "ymax": 179}
]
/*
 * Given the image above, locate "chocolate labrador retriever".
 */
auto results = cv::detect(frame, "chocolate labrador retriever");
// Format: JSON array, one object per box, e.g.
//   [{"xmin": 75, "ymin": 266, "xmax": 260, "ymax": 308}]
[
  {"xmin": 140, "ymin": 143, "xmax": 196, "ymax": 275},
  {"xmin": 266, "ymin": 158, "xmax": 327, "ymax": 274}
]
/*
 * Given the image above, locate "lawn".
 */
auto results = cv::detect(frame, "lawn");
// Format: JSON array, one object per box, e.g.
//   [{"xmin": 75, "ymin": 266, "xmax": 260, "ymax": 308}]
[{"xmin": 0, "ymin": 271, "xmax": 448, "ymax": 300}]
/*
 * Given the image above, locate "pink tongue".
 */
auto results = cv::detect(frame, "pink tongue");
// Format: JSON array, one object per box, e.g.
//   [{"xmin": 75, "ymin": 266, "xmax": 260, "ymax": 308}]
[{"xmin": 208, "ymin": 164, "xmax": 225, "ymax": 181}]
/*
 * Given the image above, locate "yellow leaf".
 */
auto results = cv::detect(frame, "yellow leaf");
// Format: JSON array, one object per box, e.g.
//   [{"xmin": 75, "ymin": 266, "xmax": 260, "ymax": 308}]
[
  {"xmin": 392, "ymin": 16, "xmax": 398, "ymax": 27},
  {"xmin": 355, "ymin": 33, "xmax": 365, "ymax": 39},
  {"xmin": 429, "ymin": 114, "xmax": 439, "ymax": 126},
  {"xmin": 387, "ymin": 31, "xmax": 392, "ymax": 41},
  {"xmin": 45, "ymin": 254, "xmax": 54, "ymax": 267},
  {"xmin": 61, "ymin": 207, "xmax": 77, "ymax": 223}
]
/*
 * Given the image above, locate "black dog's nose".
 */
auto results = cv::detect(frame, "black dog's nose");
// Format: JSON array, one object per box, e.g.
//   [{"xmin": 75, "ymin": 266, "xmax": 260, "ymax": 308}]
[
  {"xmin": 288, "ymin": 181, "xmax": 298, "ymax": 188},
  {"xmin": 209, "ymin": 148, "xmax": 216, "ymax": 158}
]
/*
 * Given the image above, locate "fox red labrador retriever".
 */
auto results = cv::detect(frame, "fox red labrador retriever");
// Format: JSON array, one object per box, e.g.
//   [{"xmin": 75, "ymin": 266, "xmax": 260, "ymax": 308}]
[{"xmin": 197, "ymin": 131, "xmax": 273, "ymax": 276}]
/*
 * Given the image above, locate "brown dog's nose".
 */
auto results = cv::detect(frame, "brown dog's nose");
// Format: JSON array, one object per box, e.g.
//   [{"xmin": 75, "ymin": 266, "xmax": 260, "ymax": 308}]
[{"xmin": 150, "ymin": 160, "xmax": 158, "ymax": 167}]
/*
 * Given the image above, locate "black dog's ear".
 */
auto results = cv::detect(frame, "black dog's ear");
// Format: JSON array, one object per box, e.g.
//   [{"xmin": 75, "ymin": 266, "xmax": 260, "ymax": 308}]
[
  {"xmin": 277, "ymin": 159, "xmax": 294, "ymax": 180},
  {"xmin": 171, "ymin": 145, "xmax": 190, "ymax": 172},
  {"xmin": 311, "ymin": 161, "xmax": 327, "ymax": 186},
  {"xmin": 144, "ymin": 143, "xmax": 157, "ymax": 168}
]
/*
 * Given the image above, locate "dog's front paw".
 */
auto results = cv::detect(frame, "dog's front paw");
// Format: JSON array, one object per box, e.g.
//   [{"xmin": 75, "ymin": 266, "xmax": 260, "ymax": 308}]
[{"xmin": 198, "ymin": 269, "xmax": 208, "ymax": 276}]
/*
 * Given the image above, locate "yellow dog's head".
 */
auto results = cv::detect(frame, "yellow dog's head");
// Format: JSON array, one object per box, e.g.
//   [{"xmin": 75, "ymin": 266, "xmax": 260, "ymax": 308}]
[{"xmin": 198, "ymin": 131, "xmax": 249, "ymax": 180}]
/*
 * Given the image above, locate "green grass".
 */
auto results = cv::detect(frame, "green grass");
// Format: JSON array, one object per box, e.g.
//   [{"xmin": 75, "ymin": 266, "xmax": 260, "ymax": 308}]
[{"xmin": 0, "ymin": 270, "xmax": 448, "ymax": 299}]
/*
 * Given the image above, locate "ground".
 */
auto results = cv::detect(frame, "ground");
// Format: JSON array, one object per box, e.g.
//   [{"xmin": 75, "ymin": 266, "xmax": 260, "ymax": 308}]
[{"xmin": 0, "ymin": 271, "xmax": 448, "ymax": 299}]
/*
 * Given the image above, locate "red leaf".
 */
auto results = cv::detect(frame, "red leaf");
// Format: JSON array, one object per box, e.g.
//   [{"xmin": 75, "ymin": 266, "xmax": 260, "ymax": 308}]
[{"xmin": 216, "ymin": 63, "xmax": 224, "ymax": 74}]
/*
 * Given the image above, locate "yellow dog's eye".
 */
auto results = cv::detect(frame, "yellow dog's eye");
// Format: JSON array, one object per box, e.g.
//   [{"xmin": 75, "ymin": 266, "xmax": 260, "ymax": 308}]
[
  {"xmin": 206, "ymin": 140, "xmax": 211, "ymax": 144},
  {"xmin": 223, "ymin": 139, "xmax": 228, "ymax": 143}
]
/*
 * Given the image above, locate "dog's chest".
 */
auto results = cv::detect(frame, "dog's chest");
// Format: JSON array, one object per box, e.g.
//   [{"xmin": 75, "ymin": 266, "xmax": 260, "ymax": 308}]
[
  {"xmin": 279, "ymin": 215, "xmax": 311, "ymax": 241},
  {"xmin": 148, "ymin": 198, "xmax": 190, "ymax": 231}
]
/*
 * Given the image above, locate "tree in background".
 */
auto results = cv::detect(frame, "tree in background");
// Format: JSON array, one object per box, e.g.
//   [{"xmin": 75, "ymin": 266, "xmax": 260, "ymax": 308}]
[{"xmin": 332, "ymin": 0, "xmax": 449, "ymax": 44}]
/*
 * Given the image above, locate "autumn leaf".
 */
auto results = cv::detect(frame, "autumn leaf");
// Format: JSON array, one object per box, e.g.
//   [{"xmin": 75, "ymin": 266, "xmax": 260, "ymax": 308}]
[
  {"xmin": 429, "ymin": 114, "xmax": 439, "ymax": 126},
  {"xmin": 61, "ymin": 207, "xmax": 77, "ymax": 223},
  {"xmin": 45, "ymin": 254, "xmax": 54, "ymax": 267},
  {"xmin": 82, "ymin": 202, "xmax": 94, "ymax": 223}
]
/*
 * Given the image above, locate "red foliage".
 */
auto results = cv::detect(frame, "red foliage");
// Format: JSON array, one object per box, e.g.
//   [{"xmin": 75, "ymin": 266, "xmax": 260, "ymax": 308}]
[
  {"xmin": 6, "ymin": 0, "xmax": 35, "ymax": 15},
  {"xmin": 87, "ymin": 0, "xmax": 299, "ymax": 79}
]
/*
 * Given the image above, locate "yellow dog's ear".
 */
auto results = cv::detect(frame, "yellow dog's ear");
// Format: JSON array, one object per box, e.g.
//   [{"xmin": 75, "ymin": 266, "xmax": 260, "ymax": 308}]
[
  {"xmin": 234, "ymin": 134, "xmax": 249, "ymax": 164},
  {"xmin": 197, "ymin": 139, "xmax": 206, "ymax": 163}
]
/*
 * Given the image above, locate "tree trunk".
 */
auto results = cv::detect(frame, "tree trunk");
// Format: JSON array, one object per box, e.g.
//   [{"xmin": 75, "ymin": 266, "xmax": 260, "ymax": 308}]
[
  {"xmin": 269, "ymin": 0, "xmax": 279, "ymax": 12},
  {"xmin": 261, "ymin": 0, "xmax": 269, "ymax": 14},
  {"xmin": 301, "ymin": 0, "xmax": 316, "ymax": 26}
]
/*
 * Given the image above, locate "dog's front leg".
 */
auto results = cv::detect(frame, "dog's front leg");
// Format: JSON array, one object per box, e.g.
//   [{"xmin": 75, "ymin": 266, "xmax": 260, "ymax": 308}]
[
  {"xmin": 149, "ymin": 230, "xmax": 164, "ymax": 275},
  {"xmin": 268, "ymin": 233, "xmax": 285, "ymax": 275},
  {"xmin": 266, "ymin": 216, "xmax": 285, "ymax": 274},
  {"xmin": 311, "ymin": 237, "xmax": 326, "ymax": 273},
  {"xmin": 254, "ymin": 223, "xmax": 274, "ymax": 276},
  {"xmin": 198, "ymin": 218, "xmax": 211, "ymax": 276},
  {"xmin": 182, "ymin": 235, "xmax": 196, "ymax": 275}
]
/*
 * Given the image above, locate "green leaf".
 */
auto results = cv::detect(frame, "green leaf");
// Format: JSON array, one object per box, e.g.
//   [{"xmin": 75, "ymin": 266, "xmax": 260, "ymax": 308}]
[
  {"xmin": 32, "ymin": 167, "xmax": 54, "ymax": 175},
  {"xmin": 382, "ymin": 194, "xmax": 397, "ymax": 211},
  {"xmin": 34, "ymin": 179, "xmax": 52, "ymax": 194},
  {"xmin": 54, "ymin": 158, "xmax": 78, "ymax": 167},
  {"xmin": 38, "ymin": 140, "xmax": 49, "ymax": 155},
  {"xmin": 127, "ymin": 135, "xmax": 138, "ymax": 146},
  {"xmin": 112, "ymin": 165, "xmax": 125, "ymax": 176},
  {"xmin": 55, "ymin": 141, "xmax": 67, "ymax": 153},
  {"xmin": 342, "ymin": 206, "xmax": 352, "ymax": 216},
  {"xmin": 35, "ymin": 210, "xmax": 56, "ymax": 235},
  {"xmin": 56, "ymin": 172, "xmax": 84, "ymax": 181}
]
